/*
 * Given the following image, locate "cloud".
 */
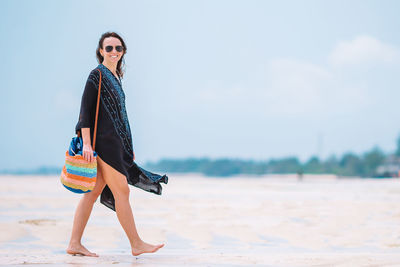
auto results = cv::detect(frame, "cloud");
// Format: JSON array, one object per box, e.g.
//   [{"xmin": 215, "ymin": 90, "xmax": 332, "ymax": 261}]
[
  {"xmin": 262, "ymin": 59, "xmax": 332, "ymax": 113},
  {"xmin": 329, "ymin": 35, "xmax": 399, "ymax": 66},
  {"xmin": 258, "ymin": 58, "xmax": 373, "ymax": 116},
  {"xmin": 191, "ymin": 57, "xmax": 373, "ymax": 117},
  {"xmin": 189, "ymin": 35, "xmax": 399, "ymax": 118}
]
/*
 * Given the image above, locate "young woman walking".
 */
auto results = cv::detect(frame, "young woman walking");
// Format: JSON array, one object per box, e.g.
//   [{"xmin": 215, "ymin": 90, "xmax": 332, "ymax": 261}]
[{"xmin": 66, "ymin": 32, "xmax": 168, "ymax": 257}]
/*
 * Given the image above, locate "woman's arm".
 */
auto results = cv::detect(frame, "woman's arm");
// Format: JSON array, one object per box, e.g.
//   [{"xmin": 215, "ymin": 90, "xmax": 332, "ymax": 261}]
[
  {"xmin": 75, "ymin": 70, "xmax": 100, "ymax": 137},
  {"xmin": 81, "ymin": 127, "xmax": 95, "ymax": 162}
]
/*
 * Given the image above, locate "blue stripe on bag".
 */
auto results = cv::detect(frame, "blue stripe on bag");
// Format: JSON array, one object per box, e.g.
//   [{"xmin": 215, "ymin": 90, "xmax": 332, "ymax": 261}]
[
  {"xmin": 65, "ymin": 163, "xmax": 97, "ymax": 174},
  {"xmin": 62, "ymin": 184, "xmax": 88, "ymax": 194},
  {"xmin": 65, "ymin": 166, "xmax": 97, "ymax": 178}
]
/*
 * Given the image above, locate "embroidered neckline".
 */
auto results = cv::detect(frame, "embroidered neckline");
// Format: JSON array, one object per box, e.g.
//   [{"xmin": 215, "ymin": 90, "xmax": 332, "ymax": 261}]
[{"xmin": 98, "ymin": 64, "xmax": 122, "ymax": 85}]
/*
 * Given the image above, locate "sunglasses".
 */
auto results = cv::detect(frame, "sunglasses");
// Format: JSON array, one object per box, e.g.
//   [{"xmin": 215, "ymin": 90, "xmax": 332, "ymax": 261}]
[{"xmin": 104, "ymin": 45, "xmax": 124, "ymax": 52}]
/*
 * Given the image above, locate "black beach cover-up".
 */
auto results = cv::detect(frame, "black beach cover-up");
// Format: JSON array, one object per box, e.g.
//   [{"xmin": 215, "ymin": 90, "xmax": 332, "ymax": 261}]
[{"xmin": 75, "ymin": 64, "xmax": 168, "ymax": 211}]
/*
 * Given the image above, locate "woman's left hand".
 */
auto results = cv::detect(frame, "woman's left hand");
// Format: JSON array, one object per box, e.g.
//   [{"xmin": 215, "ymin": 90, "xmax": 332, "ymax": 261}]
[{"xmin": 133, "ymin": 151, "xmax": 135, "ymax": 161}]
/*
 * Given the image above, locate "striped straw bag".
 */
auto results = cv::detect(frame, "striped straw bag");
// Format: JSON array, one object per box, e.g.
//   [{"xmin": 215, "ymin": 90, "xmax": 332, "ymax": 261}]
[{"xmin": 60, "ymin": 69, "xmax": 102, "ymax": 193}]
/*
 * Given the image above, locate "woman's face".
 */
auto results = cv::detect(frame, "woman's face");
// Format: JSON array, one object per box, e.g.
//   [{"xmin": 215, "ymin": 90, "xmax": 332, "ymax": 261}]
[{"xmin": 100, "ymin": 37, "xmax": 124, "ymax": 65}]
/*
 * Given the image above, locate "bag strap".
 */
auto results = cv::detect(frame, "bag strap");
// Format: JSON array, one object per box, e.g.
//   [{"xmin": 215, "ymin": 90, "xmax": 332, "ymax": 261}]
[{"xmin": 92, "ymin": 69, "xmax": 102, "ymax": 150}]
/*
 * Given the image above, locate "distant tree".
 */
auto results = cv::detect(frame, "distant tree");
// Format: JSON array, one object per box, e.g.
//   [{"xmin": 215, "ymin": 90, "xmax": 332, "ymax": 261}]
[
  {"xmin": 144, "ymin": 144, "xmax": 390, "ymax": 177},
  {"xmin": 146, "ymin": 158, "xmax": 211, "ymax": 173},
  {"xmin": 362, "ymin": 147, "xmax": 385, "ymax": 177},
  {"xmin": 396, "ymin": 135, "xmax": 400, "ymax": 156},
  {"xmin": 303, "ymin": 156, "xmax": 324, "ymax": 173},
  {"xmin": 203, "ymin": 159, "xmax": 246, "ymax": 176},
  {"xmin": 339, "ymin": 153, "xmax": 363, "ymax": 176},
  {"xmin": 323, "ymin": 155, "xmax": 340, "ymax": 173},
  {"xmin": 267, "ymin": 157, "xmax": 301, "ymax": 173}
]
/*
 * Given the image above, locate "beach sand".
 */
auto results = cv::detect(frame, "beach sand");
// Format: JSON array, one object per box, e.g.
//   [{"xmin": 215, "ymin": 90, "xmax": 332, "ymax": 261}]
[{"xmin": 1, "ymin": 174, "xmax": 400, "ymax": 266}]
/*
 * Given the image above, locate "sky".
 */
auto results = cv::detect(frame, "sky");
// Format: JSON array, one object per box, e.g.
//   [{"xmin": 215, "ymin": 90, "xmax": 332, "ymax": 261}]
[{"xmin": 1, "ymin": 0, "xmax": 400, "ymax": 169}]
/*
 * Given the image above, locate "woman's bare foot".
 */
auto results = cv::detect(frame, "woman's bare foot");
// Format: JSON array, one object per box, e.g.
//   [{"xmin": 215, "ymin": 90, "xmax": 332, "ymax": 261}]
[
  {"xmin": 66, "ymin": 243, "xmax": 99, "ymax": 257},
  {"xmin": 132, "ymin": 240, "xmax": 164, "ymax": 256}
]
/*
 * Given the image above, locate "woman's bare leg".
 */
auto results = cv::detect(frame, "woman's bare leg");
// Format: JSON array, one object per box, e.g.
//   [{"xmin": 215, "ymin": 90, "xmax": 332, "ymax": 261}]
[
  {"xmin": 66, "ymin": 169, "xmax": 106, "ymax": 257},
  {"xmin": 96, "ymin": 156, "xmax": 164, "ymax": 256}
]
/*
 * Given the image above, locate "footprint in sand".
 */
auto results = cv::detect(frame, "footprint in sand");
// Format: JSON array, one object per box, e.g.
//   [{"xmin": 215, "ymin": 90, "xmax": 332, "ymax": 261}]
[{"xmin": 19, "ymin": 219, "xmax": 57, "ymax": 226}]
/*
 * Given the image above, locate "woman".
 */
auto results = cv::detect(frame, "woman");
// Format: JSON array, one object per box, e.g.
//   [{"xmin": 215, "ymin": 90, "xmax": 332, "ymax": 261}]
[{"xmin": 66, "ymin": 32, "xmax": 168, "ymax": 257}]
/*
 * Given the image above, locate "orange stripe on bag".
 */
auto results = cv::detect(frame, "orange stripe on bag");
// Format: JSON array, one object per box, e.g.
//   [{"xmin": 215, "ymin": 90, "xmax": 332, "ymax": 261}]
[
  {"xmin": 65, "ymin": 151, "xmax": 97, "ymax": 167},
  {"xmin": 61, "ymin": 171, "xmax": 95, "ymax": 188},
  {"xmin": 60, "ymin": 176, "xmax": 94, "ymax": 191}
]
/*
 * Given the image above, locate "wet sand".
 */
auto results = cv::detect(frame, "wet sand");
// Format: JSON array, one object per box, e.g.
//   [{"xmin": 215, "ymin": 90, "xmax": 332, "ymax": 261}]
[{"xmin": 1, "ymin": 174, "xmax": 400, "ymax": 266}]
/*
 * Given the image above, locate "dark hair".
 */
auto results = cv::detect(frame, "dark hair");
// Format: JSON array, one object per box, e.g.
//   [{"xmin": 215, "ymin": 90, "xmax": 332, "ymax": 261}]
[{"xmin": 96, "ymin": 32, "xmax": 127, "ymax": 78}]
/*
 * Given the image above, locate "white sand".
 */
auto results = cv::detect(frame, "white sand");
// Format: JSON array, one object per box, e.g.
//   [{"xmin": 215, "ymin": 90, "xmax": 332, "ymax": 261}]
[{"xmin": 1, "ymin": 174, "xmax": 400, "ymax": 266}]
